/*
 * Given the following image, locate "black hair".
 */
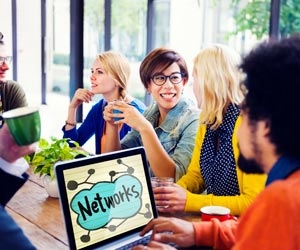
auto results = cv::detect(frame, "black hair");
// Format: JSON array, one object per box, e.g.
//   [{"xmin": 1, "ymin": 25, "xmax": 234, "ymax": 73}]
[{"xmin": 240, "ymin": 34, "xmax": 300, "ymax": 157}]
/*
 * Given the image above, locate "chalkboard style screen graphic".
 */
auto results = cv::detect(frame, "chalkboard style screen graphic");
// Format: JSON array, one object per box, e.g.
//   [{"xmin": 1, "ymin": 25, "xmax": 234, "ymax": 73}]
[{"xmin": 55, "ymin": 147, "xmax": 157, "ymax": 250}]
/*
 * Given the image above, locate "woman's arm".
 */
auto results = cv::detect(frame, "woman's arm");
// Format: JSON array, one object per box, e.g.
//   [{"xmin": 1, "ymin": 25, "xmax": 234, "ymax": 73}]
[
  {"xmin": 64, "ymin": 88, "xmax": 94, "ymax": 131},
  {"xmin": 62, "ymin": 101, "xmax": 101, "ymax": 148},
  {"xmin": 177, "ymin": 125, "xmax": 206, "ymax": 192},
  {"xmin": 178, "ymin": 120, "xmax": 267, "ymax": 216}
]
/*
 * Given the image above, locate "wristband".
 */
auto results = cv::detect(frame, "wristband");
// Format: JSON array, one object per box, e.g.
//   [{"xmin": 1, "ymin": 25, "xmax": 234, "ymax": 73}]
[{"xmin": 65, "ymin": 120, "xmax": 76, "ymax": 126}]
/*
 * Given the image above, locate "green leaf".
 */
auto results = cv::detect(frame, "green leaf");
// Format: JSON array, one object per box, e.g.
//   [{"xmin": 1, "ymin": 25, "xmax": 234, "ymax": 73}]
[
  {"xmin": 25, "ymin": 137, "xmax": 89, "ymax": 180},
  {"xmin": 227, "ymin": 0, "xmax": 300, "ymax": 39}
]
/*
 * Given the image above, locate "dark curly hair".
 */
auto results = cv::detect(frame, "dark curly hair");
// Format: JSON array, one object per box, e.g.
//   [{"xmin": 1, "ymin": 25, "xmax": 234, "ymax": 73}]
[{"xmin": 240, "ymin": 34, "xmax": 300, "ymax": 157}]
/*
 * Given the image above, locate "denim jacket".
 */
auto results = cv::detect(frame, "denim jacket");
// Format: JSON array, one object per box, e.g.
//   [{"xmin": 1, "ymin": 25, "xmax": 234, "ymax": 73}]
[{"xmin": 121, "ymin": 97, "xmax": 200, "ymax": 181}]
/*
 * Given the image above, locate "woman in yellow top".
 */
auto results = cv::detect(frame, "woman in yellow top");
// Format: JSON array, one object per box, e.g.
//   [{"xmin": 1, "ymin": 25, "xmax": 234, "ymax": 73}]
[{"xmin": 154, "ymin": 44, "xmax": 267, "ymax": 216}]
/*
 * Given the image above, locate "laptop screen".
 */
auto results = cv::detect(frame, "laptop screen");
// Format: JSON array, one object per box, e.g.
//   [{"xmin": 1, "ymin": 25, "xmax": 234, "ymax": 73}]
[{"xmin": 55, "ymin": 147, "xmax": 157, "ymax": 250}]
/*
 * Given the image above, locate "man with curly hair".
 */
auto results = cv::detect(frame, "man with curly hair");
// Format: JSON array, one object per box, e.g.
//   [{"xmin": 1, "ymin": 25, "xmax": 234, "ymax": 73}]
[{"xmin": 133, "ymin": 35, "xmax": 300, "ymax": 250}]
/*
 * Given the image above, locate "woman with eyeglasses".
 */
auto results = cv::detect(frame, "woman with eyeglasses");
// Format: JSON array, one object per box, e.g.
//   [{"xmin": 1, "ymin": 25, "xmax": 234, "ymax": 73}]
[
  {"xmin": 103, "ymin": 48, "xmax": 200, "ymax": 181},
  {"xmin": 0, "ymin": 32, "xmax": 27, "ymax": 129},
  {"xmin": 151, "ymin": 44, "xmax": 267, "ymax": 216}
]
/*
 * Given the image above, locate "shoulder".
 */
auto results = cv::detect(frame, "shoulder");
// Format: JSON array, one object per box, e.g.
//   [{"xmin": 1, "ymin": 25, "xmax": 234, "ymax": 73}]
[
  {"xmin": 239, "ymin": 172, "xmax": 300, "ymax": 226},
  {"xmin": 172, "ymin": 97, "xmax": 199, "ymax": 114},
  {"xmin": 2, "ymin": 80, "xmax": 23, "ymax": 90},
  {"xmin": 179, "ymin": 97, "xmax": 197, "ymax": 108},
  {"xmin": 4, "ymin": 80, "xmax": 18, "ymax": 86},
  {"xmin": 179, "ymin": 98, "xmax": 200, "ymax": 116},
  {"xmin": 143, "ymin": 102, "xmax": 159, "ymax": 117},
  {"xmin": 92, "ymin": 98, "xmax": 105, "ymax": 108},
  {"xmin": 2, "ymin": 80, "xmax": 20, "ymax": 88},
  {"xmin": 250, "ymin": 173, "xmax": 300, "ymax": 214},
  {"xmin": 266, "ymin": 170, "xmax": 300, "ymax": 199},
  {"xmin": 87, "ymin": 99, "xmax": 106, "ymax": 115}
]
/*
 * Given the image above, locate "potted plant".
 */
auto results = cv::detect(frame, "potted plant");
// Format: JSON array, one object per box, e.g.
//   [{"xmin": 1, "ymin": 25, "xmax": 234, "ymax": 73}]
[{"xmin": 25, "ymin": 137, "xmax": 89, "ymax": 197}]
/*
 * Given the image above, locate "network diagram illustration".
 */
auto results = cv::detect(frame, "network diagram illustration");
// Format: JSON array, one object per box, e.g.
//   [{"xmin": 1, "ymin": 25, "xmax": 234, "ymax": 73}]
[{"xmin": 66, "ymin": 158, "xmax": 153, "ymax": 243}]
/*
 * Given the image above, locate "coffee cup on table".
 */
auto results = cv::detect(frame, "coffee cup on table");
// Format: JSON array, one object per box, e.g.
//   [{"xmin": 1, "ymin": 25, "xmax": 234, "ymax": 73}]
[
  {"xmin": 200, "ymin": 205, "xmax": 237, "ymax": 222},
  {"xmin": 2, "ymin": 106, "xmax": 41, "ymax": 146}
]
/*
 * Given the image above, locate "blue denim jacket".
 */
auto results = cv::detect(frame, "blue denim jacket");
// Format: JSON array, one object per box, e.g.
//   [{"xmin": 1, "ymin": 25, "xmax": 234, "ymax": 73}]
[{"xmin": 121, "ymin": 97, "xmax": 200, "ymax": 181}]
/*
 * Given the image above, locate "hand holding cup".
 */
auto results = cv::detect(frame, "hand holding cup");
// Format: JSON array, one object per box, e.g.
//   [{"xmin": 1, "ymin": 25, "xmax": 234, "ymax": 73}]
[
  {"xmin": 200, "ymin": 206, "xmax": 237, "ymax": 222},
  {"xmin": 2, "ymin": 106, "xmax": 41, "ymax": 146},
  {"xmin": 151, "ymin": 177, "xmax": 174, "ymax": 208},
  {"xmin": 0, "ymin": 124, "xmax": 37, "ymax": 162}
]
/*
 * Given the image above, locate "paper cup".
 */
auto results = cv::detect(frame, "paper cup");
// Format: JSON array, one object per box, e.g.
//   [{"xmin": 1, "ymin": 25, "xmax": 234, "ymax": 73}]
[{"xmin": 3, "ymin": 106, "xmax": 41, "ymax": 145}]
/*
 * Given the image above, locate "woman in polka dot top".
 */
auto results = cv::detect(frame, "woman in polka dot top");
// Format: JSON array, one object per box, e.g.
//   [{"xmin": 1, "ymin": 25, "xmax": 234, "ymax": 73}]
[{"xmin": 153, "ymin": 44, "xmax": 267, "ymax": 216}]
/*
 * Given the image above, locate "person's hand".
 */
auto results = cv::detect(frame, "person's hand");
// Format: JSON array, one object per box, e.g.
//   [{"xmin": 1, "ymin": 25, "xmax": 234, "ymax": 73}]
[
  {"xmin": 69, "ymin": 88, "xmax": 94, "ymax": 108},
  {"xmin": 153, "ymin": 184, "xmax": 187, "ymax": 213},
  {"xmin": 103, "ymin": 101, "xmax": 118, "ymax": 125},
  {"xmin": 104, "ymin": 101, "xmax": 149, "ymax": 132},
  {"xmin": 132, "ymin": 240, "xmax": 176, "ymax": 250},
  {"xmin": 135, "ymin": 217, "xmax": 196, "ymax": 248},
  {"xmin": 0, "ymin": 124, "xmax": 37, "ymax": 162}
]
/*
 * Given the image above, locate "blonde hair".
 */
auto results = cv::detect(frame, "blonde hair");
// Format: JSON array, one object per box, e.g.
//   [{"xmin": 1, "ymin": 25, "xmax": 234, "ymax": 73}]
[
  {"xmin": 193, "ymin": 44, "xmax": 244, "ymax": 129},
  {"xmin": 97, "ymin": 51, "xmax": 130, "ymax": 100}
]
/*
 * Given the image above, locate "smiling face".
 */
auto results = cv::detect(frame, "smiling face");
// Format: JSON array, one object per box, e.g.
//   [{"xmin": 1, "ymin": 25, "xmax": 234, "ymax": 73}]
[
  {"xmin": 147, "ymin": 62, "xmax": 186, "ymax": 116},
  {"xmin": 0, "ymin": 44, "xmax": 10, "ymax": 82},
  {"xmin": 89, "ymin": 58, "xmax": 119, "ymax": 101}
]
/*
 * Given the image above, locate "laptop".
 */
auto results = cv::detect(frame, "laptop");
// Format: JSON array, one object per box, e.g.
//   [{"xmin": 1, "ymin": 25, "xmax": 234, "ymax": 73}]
[{"xmin": 55, "ymin": 146, "xmax": 158, "ymax": 250}]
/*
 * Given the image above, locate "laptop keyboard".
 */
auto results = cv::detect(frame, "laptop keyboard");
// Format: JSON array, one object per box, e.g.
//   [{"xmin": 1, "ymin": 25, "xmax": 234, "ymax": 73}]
[{"xmin": 115, "ymin": 235, "xmax": 151, "ymax": 250}]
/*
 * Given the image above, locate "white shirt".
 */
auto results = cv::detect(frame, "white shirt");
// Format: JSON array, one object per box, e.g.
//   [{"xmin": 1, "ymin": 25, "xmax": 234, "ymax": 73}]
[{"xmin": 0, "ymin": 157, "xmax": 29, "ymax": 178}]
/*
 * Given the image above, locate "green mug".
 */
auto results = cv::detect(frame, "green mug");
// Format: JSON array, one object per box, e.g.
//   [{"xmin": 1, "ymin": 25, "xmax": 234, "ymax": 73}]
[{"xmin": 2, "ymin": 106, "xmax": 41, "ymax": 146}]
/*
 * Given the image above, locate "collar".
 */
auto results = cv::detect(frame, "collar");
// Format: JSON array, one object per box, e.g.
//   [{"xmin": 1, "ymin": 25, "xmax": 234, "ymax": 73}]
[
  {"xmin": 266, "ymin": 156, "xmax": 300, "ymax": 186},
  {"xmin": 146, "ymin": 98, "xmax": 195, "ymax": 132}
]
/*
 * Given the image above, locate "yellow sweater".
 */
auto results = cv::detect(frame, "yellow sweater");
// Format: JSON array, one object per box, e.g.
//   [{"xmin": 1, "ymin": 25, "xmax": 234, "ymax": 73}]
[{"xmin": 177, "ymin": 116, "xmax": 267, "ymax": 216}]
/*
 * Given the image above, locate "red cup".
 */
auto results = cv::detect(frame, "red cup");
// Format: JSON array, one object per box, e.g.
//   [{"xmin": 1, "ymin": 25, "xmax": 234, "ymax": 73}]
[{"xmin": 200, "ymin": 206, "xmax": 236, "ymax": 222}]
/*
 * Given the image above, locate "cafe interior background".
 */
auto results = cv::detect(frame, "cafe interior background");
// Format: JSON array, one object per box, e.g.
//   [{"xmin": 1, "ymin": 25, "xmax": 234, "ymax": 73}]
[{"xmin": 0, "ymin": 0, "xmax": 296, "ymax": 153}]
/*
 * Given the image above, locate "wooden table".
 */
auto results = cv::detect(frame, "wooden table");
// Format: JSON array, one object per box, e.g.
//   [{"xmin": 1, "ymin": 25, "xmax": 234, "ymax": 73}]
[
  {"xmin": 6, "ymin": 170, "xmax": 68, "ymax": 250},
  {"xmin": 6, "ymin": 170, "xmax": 203, "ymax": 250}
]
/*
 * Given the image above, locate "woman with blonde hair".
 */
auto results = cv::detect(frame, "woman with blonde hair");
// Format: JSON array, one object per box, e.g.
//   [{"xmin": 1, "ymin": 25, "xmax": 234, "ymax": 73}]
[
  {"xmin": 153, "ymin": 44, "xmax": 267, "ymax": 216},
  {"xmin": 63, "ymin": 51, "xmax": 146, "ymax": 154}
]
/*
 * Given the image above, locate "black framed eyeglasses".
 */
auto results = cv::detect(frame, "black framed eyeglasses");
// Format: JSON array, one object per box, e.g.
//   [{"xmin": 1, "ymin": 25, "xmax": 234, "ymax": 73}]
[
  {"xmin": 0, "ymin": 56, "xmax": 12, "ymax": 66},
  {"xmin": 151, "ymin": 72, "xmax": 184, "ymax": 86}
]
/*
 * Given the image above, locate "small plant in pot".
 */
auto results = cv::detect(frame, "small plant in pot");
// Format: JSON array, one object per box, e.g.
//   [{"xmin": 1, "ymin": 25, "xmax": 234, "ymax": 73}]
[{"xmin": 25, "ymin": 137, "xmax": 88, "ymax": 198}]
